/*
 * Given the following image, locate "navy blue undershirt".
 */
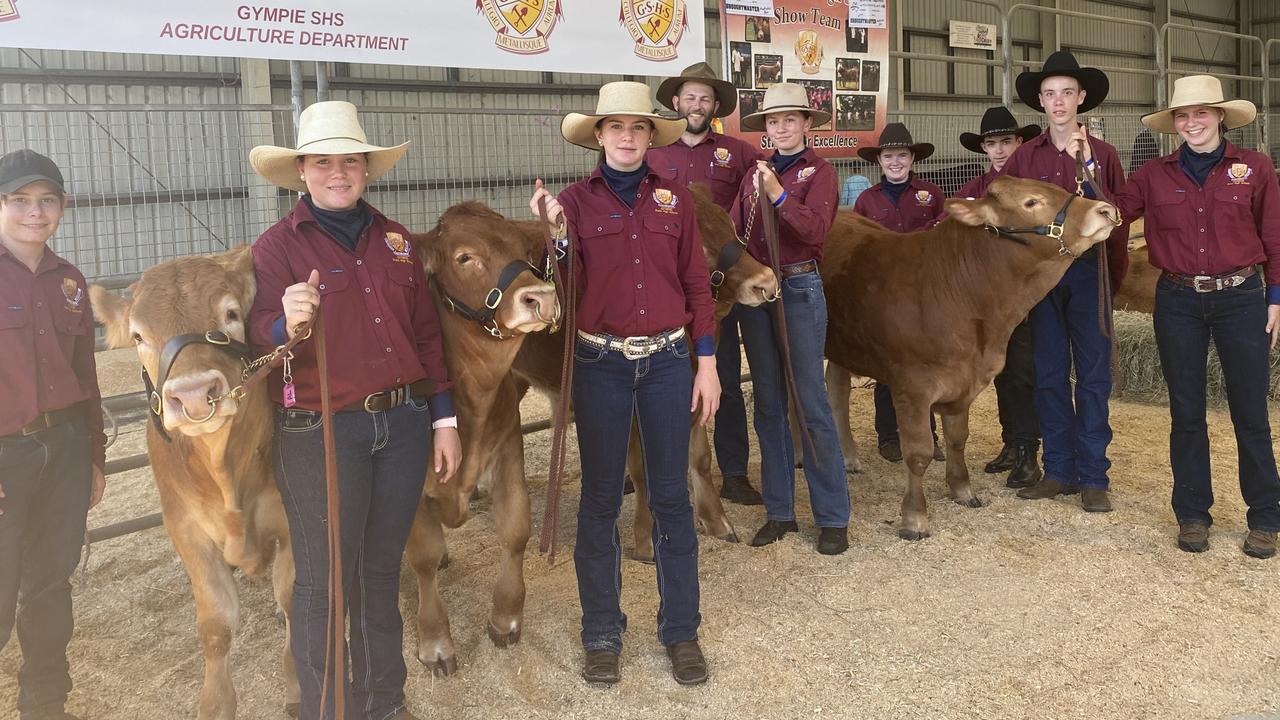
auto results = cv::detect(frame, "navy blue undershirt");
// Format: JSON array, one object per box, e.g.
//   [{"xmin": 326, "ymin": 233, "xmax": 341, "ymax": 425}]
[
  {"xmin": 771, "ymin": 149, "xmax": 805, "ymax": 175},
  {"xmin": 1178, "ymin": 142, "xmax": 1226, "ymax": 188},
  {"xmin": 303, "ymin": 194, "xmax": 372, "ymax": 252},
  {"xmin": 882, "ymin": 177, "xmax": 910, "ymax": 206},
  {"xmin": 600, "ymin": 162, "xmax": 648, "ymax": 208}
]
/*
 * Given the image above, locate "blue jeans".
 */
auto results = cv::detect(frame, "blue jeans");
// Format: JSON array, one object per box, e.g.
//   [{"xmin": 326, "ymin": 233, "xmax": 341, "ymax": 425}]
[
  {"xmin": 1029, "ymin": 258, "xmax": 1113, "ymax": 489},
  {"xmin": 274, "ymin": 402, "xmax": 431, "ymax": 720},
  {"xmin": 572, "ymin": 337, "xmax": 700, "ymax": 651},
  {"xmin": 1153, "ymin": 274, "xmax": 1280, "ymax": 530},
  {"xmin": 0, "ymin": 418, "xmax": 92, "ymax": 719},
  {"xmin": 713, "ymin": 307, "xmax": 750, "ymax": 478},
  {"xmin": 737, "ymin": 271, "xmax": 851, "ymax": 527}
]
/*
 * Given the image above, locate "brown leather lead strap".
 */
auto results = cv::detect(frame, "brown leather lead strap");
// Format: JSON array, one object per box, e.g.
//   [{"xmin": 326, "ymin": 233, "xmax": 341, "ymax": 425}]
[
  {"xmin": 313, "ymin": 309, "xmax": 346, "ymax": 720},
  {"xmin": 757, "ymin": 170, "xmax": 818, "ymax": 467},
  {"xmin": 537, "ymin": 197, "xmax": 575, "ymax": 564},
  {"xmin": 1075, "ymin": 149, "xmax": 1120, "ymax": 382}
]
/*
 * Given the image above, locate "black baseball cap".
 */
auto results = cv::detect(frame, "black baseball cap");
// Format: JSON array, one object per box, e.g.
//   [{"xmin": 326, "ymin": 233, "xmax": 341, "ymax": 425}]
[{"xmin": 0, "ymin": 149, "xmax": 66, "ymax": 194}]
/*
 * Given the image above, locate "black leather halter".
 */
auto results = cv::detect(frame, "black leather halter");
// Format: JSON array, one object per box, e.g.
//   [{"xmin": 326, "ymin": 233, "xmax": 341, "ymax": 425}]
[
  {"xmin": 434, "ymin": 258, "xmax": 540, "ymax": 339},
  {"xmin": 142, "ymin": 330, "xmax": 252, "ymax": 442},
  {"xmin": 983, "ymin": 192, "xmax": 1080, "ymax": 257},
  {"xmin": 709, "ymin": 236, "xmax": 748, "ymax": 300}
]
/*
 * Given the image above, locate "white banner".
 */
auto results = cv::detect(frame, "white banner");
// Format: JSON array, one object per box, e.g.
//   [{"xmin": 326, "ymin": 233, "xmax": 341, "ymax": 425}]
[
  {"xmin": 724, "ymin": 1, "xmax": 773, "ymax": 17},
  {"xmin": 0, "ymin": 0, "xmax": 704, "ymax": 75},
  {"xmin": 948, "ymin": 20, "xmax": 996, "ymax": 51},
  {"xmin": 847, "ymin": 0, "xmax": 886, "ymax": 29}
]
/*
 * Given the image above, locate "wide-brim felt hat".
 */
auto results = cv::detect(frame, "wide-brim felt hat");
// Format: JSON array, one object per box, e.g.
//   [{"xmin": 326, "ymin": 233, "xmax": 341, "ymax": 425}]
[
  {"xmin": 1016, "ymin": 50, "xmax": 1109, "ymax": 114},
  {"xmin": 656, "ymin": 62, "xmax": 738, "ymax": 118},
  {"xmin": 250, "ymin": 100, "xmax": 409, "ymax": 192},
  {"xmin": 960, "ymin": 106, "xmax": 1041, "ymax": 154},
  {"xmin": 1141, "ymin": 74, "xmax": 1257, "ymax": 134},
  {"xmin": 561, "ymin": 81, "xmax": 687, "ymax": 150},
  {"xmin": 740, "ymin": 82, "xmax": 832, "ymax": 132},
  {"xmin": 856, "ymin": 122, "xmax": 934, "ymax": 163}
]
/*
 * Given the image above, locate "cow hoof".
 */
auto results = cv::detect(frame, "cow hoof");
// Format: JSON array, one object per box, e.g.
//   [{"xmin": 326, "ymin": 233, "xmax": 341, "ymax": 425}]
[
  {"xmin": 956, "ymin": 496, "xmax": 983, "ymax": 508},
  {"xmin": 275, "ymin": 611, "xmax": 286, "ymax": 627},
  {"xmin": 438, "ymin": 553, "xmax": 451, "ymax": 570},
  {"xmin": 898, "ymin": 528, "xmax": 930, "ymax": 541},
  {"xmin": 487, "ymin": 623, "xmax": 522, "ymax": 648},
  {"xmin": 631, "ymin": 549, "xmax": 656, "ymax": 564},
  {"xmin": 284, "ymin": 702, "xmax": 300, "ymax": 718},
  {"xmin": 420, "ymin": 654, "xmax": 458, "ymax": 677},
  {"xmin": 719, "ymin": 530, "xmax": 740, "ymax": 544}
]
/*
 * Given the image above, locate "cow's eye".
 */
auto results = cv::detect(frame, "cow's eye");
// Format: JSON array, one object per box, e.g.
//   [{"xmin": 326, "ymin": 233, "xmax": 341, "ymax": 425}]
[
  {"xmin": 456, "ymin": 253, "xmax": 472, "ymax": 265},
  {"xmin": 1023, "ymin": 198, "xmax": 1039, "ymax": 208},
  {"xmin": 131, "ymin": 332, "xmax": 143, "ymax": 344},
  {"xmin": 226, "ymin": 309, "xmax": 239, "ymax": 322}
]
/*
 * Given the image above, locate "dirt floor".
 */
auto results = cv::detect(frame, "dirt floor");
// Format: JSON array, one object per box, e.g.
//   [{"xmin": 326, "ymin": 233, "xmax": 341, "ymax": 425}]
[{"xmin": 3, "ymin": 348, "xmax": 1279, "ymax": 720}]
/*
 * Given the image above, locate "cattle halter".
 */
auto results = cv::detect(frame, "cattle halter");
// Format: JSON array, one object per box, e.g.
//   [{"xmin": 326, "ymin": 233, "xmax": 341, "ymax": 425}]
[
  {"xmin": 142, "ymin": 330, "xmax": 253, "ymax": 441},
  {"xmin": 713, "ymin": 190, "xmax": 780, "ymax": 303},
  {"xmin": 982, "ymin": 192, "xmax": 1082, "ymax": 257},
  {"xmin": 434, "ymin": 259, "xmax": 543, "ymax": 339}
]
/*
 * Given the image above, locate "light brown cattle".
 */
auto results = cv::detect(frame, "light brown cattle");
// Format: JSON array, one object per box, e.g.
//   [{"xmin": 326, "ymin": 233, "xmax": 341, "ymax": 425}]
[
  {"xmin": 510, "ymin": 185, "xmax": 779, "ymax": 562},
  {"xmin": 1113, "ymin": 244, "xmax": 1158, "ymax": 313},
  {"xmin": 405, "ymin": 202, "xmax": 559, "ymax": 675},
  {"xmin": 91, "ymin": 248, "xmax": 297, "ymax": 720},
  {"xmin": 820, "ymin": 176, "xmax": 1122, "ymax": 539}
]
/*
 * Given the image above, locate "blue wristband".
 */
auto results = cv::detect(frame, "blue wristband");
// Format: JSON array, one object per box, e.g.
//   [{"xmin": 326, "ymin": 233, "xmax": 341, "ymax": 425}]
[{"xmin": 772, "ymin": 190, "xmax": 788, "ymax": 207}]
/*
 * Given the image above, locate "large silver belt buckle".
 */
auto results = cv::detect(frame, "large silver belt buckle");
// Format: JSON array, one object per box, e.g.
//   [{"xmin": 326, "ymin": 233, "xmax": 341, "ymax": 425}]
[
  {"xmin": 621, "ymin": 336, "xmax": 652, "ymax": 360},
  {"xmin": 1191, "ymin": 275, "xmax": 1217, "ymax": 293}
]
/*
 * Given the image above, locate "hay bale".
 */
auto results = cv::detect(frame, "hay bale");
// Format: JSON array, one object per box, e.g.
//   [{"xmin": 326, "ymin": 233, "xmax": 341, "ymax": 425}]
[{"xmin": 1111, "ymin": 309, "xmax": 1280, "ymax": 406}]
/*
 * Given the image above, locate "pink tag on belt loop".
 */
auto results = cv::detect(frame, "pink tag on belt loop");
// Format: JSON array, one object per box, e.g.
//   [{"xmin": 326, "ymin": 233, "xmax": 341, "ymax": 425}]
[{"xmin": 283, "ymin": 383, "xmax": 297, "ymax": 408}]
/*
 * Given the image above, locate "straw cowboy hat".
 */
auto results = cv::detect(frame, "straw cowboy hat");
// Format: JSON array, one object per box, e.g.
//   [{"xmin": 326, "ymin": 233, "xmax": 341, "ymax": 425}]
[
  {"xmin": 1016, "ymin": 50, "xmax": 1109, "ymax": 114},
  {"xmin": 856, "ymin": 122, "xmax": 935, "ymax": 163},
  {"xmin": 656, "ymin": 62, "xmax": 738, "ymax": 117},
  {"xmin": 561, "ymin": 81, "xmax": 687, "ymax": 150},
  {"xmin": 960, "ymin": 106, "xmax": 1041, "ymax": 154},
  {"xmin": 1140, "ymin": 74, "xmax": 1257, "ymax": 134},
  {"xmin": 740, "ymin": 82, "xmax": 831, "ymax": 132},
  {"xmin": 249, "ymin": 100, "xmax": 409, "ymax": 192}
]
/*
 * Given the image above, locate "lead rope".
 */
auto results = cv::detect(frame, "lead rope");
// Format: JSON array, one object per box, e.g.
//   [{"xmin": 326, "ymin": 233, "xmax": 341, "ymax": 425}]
[
  {"xmin": 756, "ymin": 170, "xmax": 818, "ymax": 467},
  {"xmin": 313, "ymin": 308, "xmax": 346, "ymax": 720},
  {"xmin": 537, "ymin": 197, "xmax": 575, "ymax": 564},
  {"xmin": 1075, "ymin": 145, "xmax": 1121, "ymax": 385}
]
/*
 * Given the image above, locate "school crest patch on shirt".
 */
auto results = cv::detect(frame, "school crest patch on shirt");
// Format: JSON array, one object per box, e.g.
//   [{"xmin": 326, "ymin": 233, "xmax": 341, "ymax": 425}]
[
  {"xmin": 915, "ymin": 190, "xmax": 934, "ymax": 206},
  {"xmin": 712, "ymin": 147, "xmax": 732, "ymax": 167},
  {"xmin": 653, "ymin": 188, "xmax": 679, "ymax": 214},
  {"xmin": 385, "ymin": 232, "xmax": 413, "ymax": 263},
  {"xmin": 1227, "ymin": 162, "xmax": 1253, "ymax": 184},
  {"xmin": 796, "ymin": 166, "xmax": 817, "ymax": 182},
  {"xmin": 62, "ymin": 277, "xmax": 84, "ymax": 313}
]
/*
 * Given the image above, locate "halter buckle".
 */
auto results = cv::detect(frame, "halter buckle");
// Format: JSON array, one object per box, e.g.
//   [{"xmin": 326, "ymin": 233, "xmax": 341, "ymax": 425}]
[
  {"xmin": 709, "ymin": 269, "xmax": 725, "ymax": 288},
  {"xmin": 1046, "ymin": 223, "xmax": 1064, "ymax": 239},
  {"xmin": 484, "ymin": 288, "xmax": 503, "ymax": 311},
  {"xmin": 205, "ymin": 331, "xmax": 231, "ymax": 345}
]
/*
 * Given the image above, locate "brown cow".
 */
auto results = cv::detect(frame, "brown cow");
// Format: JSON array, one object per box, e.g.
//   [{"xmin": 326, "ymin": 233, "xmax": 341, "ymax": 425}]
[
  {"xmin": 91, "ymin": 248, "xmax": 298, "ymax": 720},
  {"xmin": 820, "ymin": 176, "xmax": 1122, "ymax": 539},
  {"xmin": 1113, "ymin": 244, "xmax": 1158, "ymax": 313},
  {"xmin": 510, "ymin": 185, "xmax": 779, "ymax": 562},
  {"xmin": 404, "ymin": 202, "xmax": 559, "ymax": 675}
]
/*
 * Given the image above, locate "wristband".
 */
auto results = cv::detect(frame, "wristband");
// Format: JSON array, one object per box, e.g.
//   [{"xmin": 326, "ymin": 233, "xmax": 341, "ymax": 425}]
[{"xmin": 772, "ymin": 190, "xmax": 788, "ymax": 207}]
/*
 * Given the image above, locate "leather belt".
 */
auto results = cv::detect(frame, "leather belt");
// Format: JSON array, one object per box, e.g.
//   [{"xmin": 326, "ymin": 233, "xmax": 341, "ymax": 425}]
[
  {"xmin": 340, "ymin": 378, "xmax": 435, "ymax": 413},
  {"xmin": 576, "ymin": 327, "xmax": 686, "ymax": 360},
  {"xmin": 780, "ymin": 259, "xmax": 818, "ymax": 278},
  {"xmin": 1162, "ymin": 266, "xmax": 1257, "ymax": 293},
  {"xmin": 13, "ymin": 403, "xmax": 83, "ymax": 438}
]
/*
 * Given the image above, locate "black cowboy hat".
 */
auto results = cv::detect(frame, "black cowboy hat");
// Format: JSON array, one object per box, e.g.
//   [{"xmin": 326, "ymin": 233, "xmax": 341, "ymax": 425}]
[
  {"xmin": 856, "ymin": 122, "xmax": 934, "ymax": 163},
  {"xmin": 959, "ymin": 106, "xmax": 1041, "ymax": 154},
  {"xmin": 656, "ymin": 62, "xmax": 738, "ymax": 118},
  {"xmin": 1016, "ymin": 50, "xmax": 1109, "ymax": 114}
]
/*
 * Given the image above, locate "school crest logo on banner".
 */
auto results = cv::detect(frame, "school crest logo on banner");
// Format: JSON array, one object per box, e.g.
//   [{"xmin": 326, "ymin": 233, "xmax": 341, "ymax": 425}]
[
  {"xmin": 620, "ymin": 0, "xmax": 686, "ymax": 61},
  {"xmin": 712, "ymin": 147, "xmax": 732, "ymax": 167},
  {"xmin": 477, "ymin": 0, "xmax": 561, "ymax": 55},
  {"xmin": 1227, "ymin": 162, "xmax": 1253, "ymax": 184},
  {"xmin": 915, "ymin": 190, "xmax": 933, "ymax": 206},
  {"xmin": 385, "ymin": 232, "xmax": 414, "ymax": 263},
  {"xmin": 62, "ymin": 277, "xmax": 83, "ymax": 312},
  {"xmin": 653, "ymin": 188, "xmax": 679, "ymax": 213},
  {"xmin": 0, "ymin": 0, "xmax": 19, "ymax": 23}
]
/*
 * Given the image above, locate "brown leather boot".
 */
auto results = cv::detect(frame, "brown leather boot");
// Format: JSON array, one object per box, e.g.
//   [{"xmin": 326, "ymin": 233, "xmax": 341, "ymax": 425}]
[
  {"xmin": 582, "ymin": 649, "xmax": 621, "ymax": 684},
  {"xmin": 666, "ymin": 640, "xmax": 708, "ymax": 685},
  {"xmin": 1080, "ymin": 487, "xmax": 1112, "ymax": 513},
  {"xmin": 1243, "ymin": 530, "xmax": 1277, "ymax": 559},
  {"xmin": 1016, "ymin": 477, "xmax": 1067, "ymax": 500},
  {"xmin": 1177, "ymin": 522, "xmax": 1210, "ymax": 553}
]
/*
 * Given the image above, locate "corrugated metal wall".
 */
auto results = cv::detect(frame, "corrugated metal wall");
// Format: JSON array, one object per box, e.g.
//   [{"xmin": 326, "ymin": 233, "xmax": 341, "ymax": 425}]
[{"xmin": 0, "ymin": 1, "xmax": 1270, "ymax": 282}]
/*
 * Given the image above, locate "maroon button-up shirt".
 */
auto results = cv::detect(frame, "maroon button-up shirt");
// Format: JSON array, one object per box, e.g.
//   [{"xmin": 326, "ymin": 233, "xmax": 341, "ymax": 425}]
[
  {"xmin": 0, "ymin": 245, "xmax": 106, "ymax": 468},
  {"xmin": 647, "ymin": 132, "xmax": 764, "ymax": 211},
  {"xmin": 1113, "ymin": 142, "xmax": 1280, "ymax": 289},
  {"xmin": 249, "ymin": 199, "xmax": 452, "ymax": 412},
  {"xmin": 1001, "ymin": 129, "xmax": 1130, "ymax": 288},
  {"xmin": 956, "ymin": 166, "xmax": 998, "ymax": 199},
  {"xmin": 852, "ymin": 175, "xmax": 946, "ymax": 232},
  {"xmin": 730, "ymin": 148, "xmax": 839, "ymax": 266},
  {"xmin": 558, "ymin": 166, "xmax": 715, "ymax": 346}
]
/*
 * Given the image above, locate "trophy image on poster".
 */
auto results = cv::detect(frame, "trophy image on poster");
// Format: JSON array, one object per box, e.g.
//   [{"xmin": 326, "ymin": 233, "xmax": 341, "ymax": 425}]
[{"xmin": 795, "ymin": 30, "xmax": 823, "ymax": 74}]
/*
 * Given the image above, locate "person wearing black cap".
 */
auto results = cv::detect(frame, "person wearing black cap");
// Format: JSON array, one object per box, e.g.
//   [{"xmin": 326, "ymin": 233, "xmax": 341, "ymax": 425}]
[
  {"xmin": 1002, "ymin": 50, "xmax": 1130, "ymax": 513},
  {"xmin": 649, "ymin": 62, "xmax": 765, "ymax": 507},
  {"xmin": 956, "ymin": 107, "xmax": 1045, "ymax": 488},
  {"xmin": 0, "ymin": 149, "xmax": 105, "ymax": 720},
  {"xmin": 852, "ymin": 122, "xmax": 945, "ymax": 463}
]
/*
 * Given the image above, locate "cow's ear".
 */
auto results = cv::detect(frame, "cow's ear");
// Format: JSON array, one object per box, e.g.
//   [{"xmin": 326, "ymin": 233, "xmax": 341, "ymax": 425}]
[
  {"xmin": 89, "ymin": 284, "xmax": 133, "ymax": 348},
  {"xmin": 943, "ymin": 197, "xmax": 994, "ymax": 227},
  {"xmin": 416, "ymin": 230, "xmax": 440, "ymax": 273}
]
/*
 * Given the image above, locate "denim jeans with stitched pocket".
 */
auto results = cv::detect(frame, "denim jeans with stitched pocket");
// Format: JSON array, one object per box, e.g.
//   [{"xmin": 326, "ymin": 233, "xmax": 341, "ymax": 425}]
[
  {"xmin": 572, "ymin": 336, "xmax": 700, "ymax": 651},
  {"xmin": 274, "ymin": 401, "xmax": 431, "ymax": 720}
]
